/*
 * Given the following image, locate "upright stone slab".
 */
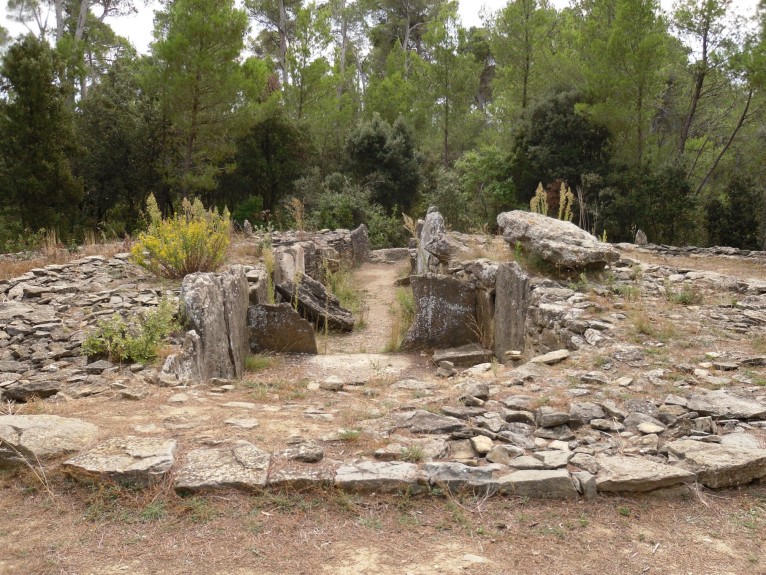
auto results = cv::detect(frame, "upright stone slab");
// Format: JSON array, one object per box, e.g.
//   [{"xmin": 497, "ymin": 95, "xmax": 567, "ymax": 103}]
[
  {"xmin": 494, "ymin": 262, "xmax": 529, "ymax": 363},
  {"xmin": 415, "ymin": 207, "xmax": 448, "ymax": 273},
  {"xmin": 497, "ymin": 210, "xmax": 619, "ymax": 270},
  {"xmin": 181, "ymin": 266, "xmax": 249, "ymax": 380},
  {"xmin": 248, "ymin": 303, "xmax": 317, "ymax": 354},
  {"xmin": 350, "ymin": 224, "xmax": 370, "ymax": 265},
  {"xmin": 401, "ymin": 274, "xmax": 478, "ymax": 351}
]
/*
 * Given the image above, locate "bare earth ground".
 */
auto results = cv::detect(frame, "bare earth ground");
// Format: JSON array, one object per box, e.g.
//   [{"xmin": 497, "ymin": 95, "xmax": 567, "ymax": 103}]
[{"xmin": 2, "ymin": 257, "xmax": 766, "ymax": 574}]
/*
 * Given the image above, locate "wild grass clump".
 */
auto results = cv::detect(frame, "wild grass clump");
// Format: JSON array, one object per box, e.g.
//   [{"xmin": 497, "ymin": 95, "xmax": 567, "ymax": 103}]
[
  {"xmin": 81, "ymin": 297, "xmax": 178, "ymax": 363},
  {"xmin": 385, "ymin": 286, "xmax": 416, "ymax": 352},
  {"xmin": 131, "ymin": 194, "xmax": 231, "ymax": 279},
  {"xmin": 324, "ymin": 264, "xmax": 365, "ymax": 324},
  {"xmin": 665, "ymin": 280, "xmax": 703, "ymax": 306}
]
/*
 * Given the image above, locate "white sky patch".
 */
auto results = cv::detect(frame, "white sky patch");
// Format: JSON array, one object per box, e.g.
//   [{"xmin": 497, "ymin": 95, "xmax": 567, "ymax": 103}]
[{"xmin": 2, "ymin": 0, "xmax": 761, "ymax": 55}]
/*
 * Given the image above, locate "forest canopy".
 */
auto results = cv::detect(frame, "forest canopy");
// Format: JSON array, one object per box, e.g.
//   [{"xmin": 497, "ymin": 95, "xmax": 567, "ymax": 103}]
[{"xmin": 1, "ymin": 0, "xmax": 766, "ymax": 250}]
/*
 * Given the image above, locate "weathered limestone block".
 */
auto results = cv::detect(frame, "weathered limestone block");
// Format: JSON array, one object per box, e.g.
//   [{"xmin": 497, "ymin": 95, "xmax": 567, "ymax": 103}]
[
  {"xmin": 335, "ymin": 460, "xmax": 428, "ymax": 494},
  {"xmin": 494, "ymin": 262, "xmax": 529, "ymax": 362},
  {"xmin": 595, "ymin": 455, "xmax": 696, "ymax": 493},
  {"xmin": 174, "ymin": 441, "xmax": 271, "ymax": 492},
  {"xmin": 401, "ymin": 274, "xmax": 478, "ymax": 351},
  {"xmin": 666, "ymin": 439, "xmax": 766, "ymax": 489},
  {"xmin": 686, "ymin": 390, "xmax": 766, "ymax": 420},
  {"xmin": 180, "ymin": 266, "xmax": 249, "ymax": 381},
  {"xmin": 416, "ymin": 207, "xmax": 447, "ymax": 274},
  {"xmin": 63, "ymin": 436, "xmax": 177, "ymax": 486},
  {"xmin": 497, "ymin": 210, "xmax": 619, "ymax": 270},
  {"xmin": 0, "ymin": 415, "xmax": 99, "ymax": 466},
  {"xmin": 248, "ymin": 303, "xmax": 317, "ymax": 354},
  {"xmin": 498, "ymin": 469, "xmax": 578, "ymax": 499},
  {"xmin": 275, "ymin": 275, "xmax": 354, "ymax": 332},
  {"xmin": 350, "ymin": 224, "xmax": 370, "ymax": 264}
]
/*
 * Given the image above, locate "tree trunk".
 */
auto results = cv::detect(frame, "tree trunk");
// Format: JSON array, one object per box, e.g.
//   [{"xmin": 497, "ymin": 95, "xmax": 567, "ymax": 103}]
[
  {"xmin": 677, "ymin": 21, "xmax": 710, "ymax": 161},
  {"xmin": 337, "ymin": 0, "xmax": 347, "ymax": 103},
  {"xmin": 696, "ymin": 88, "xmax": 753, "ymax": 195},
  {"xmin": 54, "ymin": 0, "xmax": 65, "ymax": 42},
  {"xmin": 279, "ymin": 0, "xmax": 289, "ymax": 90}
]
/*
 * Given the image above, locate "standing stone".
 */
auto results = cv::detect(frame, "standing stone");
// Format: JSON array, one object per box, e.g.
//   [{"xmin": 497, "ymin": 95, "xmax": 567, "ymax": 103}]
[
  {"xmin": 497, "ymin": 210, "xmax": 619, "ymax": 270},
  {"xmin": 494, "ymin": 262, "xmax": 529, "ymax": 363},
  {"xmin": 416, "ymin": 207, "xmax": 447, "ymax": 274},
  {"xmin": 181, "ymin": 266, "xmax": 249, "ymax": 380},
  {"xmin": 243, "ymin": 220, "xmax": 253, "ymax": 236},
  {"xmin": 634, "ymin": 229, "xmax": 648, "ymax": 246},
  {"xmin": 248, "ymin": 303, "xmax": 317, "ymax": 354},
  {"xmin": 350, "ymin": 224, "xmax": 370, "ymax": 265},
  {"xmin": 401, "ymin": 274, "xmax": 478, "ymax": 351}
]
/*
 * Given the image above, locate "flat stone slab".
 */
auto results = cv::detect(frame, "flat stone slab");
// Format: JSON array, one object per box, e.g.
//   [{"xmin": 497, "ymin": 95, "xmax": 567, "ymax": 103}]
[
  {"xmin": 666, "ymin": 439, "xmax": 766, "ymax": 489},
  {"xmin": 498, "ymin": 469, "xmax": 578, "ymax": 499},
  {"xmin": 423, "ymin": 462, "xmax": 505, "ymax": 493},
  {"xmin": 406, "ymin": 410, "xmax": 466, "ymax": 434},
  {"xmin": 174, "ymin": 441, "xmax": 271, "ymax": 492},
  {"xmin": 267, "ymin": 466, "xmax": 335, "ymax": 490},
  {"xmin": 686, "ymin": 390, "xmax": 766, "ymax": 420},
  {"xmin": 432, "ymin": 345, "xmax": 492, "ymax": 367},
  {"xmin": 335, "ymin": 460, "xmax": 427, "ymax": 494},
  {"xmin": 0, "ymin": 415, "xmax": 99, "ymax": 465},
  {"xmin": 63, "ymin": 436, "xmax": 177, "ymax": 486},
  {"xmin": 529, "ymin": 349, "xmax": 570, "ymax": 365},
  {"xmin": 595, "ymin": 455, "xmax": 696, "ymax": 493}
]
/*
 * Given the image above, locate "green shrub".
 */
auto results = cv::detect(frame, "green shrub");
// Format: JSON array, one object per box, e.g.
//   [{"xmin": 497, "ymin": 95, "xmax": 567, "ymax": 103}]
[
  {"xmin": 81, "ymin": 297, "xmax": 178, "ymax": 363},
  {"xmin": 131, "ymin": 195, "xmax": 231, "ymax": 279}
]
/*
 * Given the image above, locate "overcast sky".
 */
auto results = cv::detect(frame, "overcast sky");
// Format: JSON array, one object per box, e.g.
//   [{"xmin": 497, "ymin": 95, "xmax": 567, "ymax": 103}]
[{"xmin": 1, "ymin": 0, "xmax": 761, "ymax": 55}]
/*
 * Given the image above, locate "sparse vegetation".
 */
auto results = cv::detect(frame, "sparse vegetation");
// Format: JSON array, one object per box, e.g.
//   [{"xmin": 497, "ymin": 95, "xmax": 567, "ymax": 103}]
[
  {"xmin": 385, "ymin": 286, "xmax": 416, "ymax": 352},
  {"xmin": 81, "ymin": 297, "xmax": 178, "ymax": 363}
]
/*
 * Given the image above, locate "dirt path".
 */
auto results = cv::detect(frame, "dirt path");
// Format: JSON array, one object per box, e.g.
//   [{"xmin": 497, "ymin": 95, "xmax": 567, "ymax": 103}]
[{"xmin": 321, "ymin": 260, "xmax": 408, "ymax": 355}]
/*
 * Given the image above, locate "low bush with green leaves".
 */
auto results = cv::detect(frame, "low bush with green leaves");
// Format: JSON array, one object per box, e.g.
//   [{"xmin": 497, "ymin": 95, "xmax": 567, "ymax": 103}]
[
  {"xmin": 131, "ymin": 195, "xmax": 231, "ymax": 279},
  {"xmin": 81, "ymin": 297, "xmax": 178, "ymax": 364}
]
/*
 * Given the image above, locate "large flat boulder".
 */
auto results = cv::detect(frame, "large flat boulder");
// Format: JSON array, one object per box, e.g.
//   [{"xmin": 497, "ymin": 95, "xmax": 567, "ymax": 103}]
[
  {"xmin": 686, "ymin": 390, "xmax": 766, "ymax": 420},
  {"xmin": 0, "ymin": 415, "xmax": 99, "ymax": 465},
  {"xmin": 63, "ymin": 436, "xmax": 177, "ymax": 486},
  {"xmin": 335, "ymin": 460, "xmax": 428, "ymax": 494},
  {"xmin": 497, "ymin": 210, "xmax": 619, "ymax": 270},
  {"xmin": 174, "ymin": 441, "xmax": 271, "ymax": 492},
  {"xmin": 666, "ymin": 439, "xmax": 766, "ymax": 488},
  {"xmin": 248, "ymin": 303, "xmax": 317, "ymax": 354},
  {"xmin": 595, "ymin": 455, "xmax": 696, "ymax": 493},
  {"xmin": 401, "ymin": 274, "xmax": 478, "ymax": 351},
  {"xmin": 424, "ymin": 462, "xmax": 504, "ymax": 494},
  {"xmin": 498, "ymin": 469, "xmax": 578, "ymax": 499}
]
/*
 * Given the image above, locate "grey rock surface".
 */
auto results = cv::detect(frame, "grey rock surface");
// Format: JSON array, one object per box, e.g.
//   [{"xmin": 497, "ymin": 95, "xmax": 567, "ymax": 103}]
[
  {"xmin": 63, "ymin": 436, "xmax": 177, "ymax": 486},
  {"xmin": 666, "ymin": 439, "xmax": 766, "ymax": 488},
  {"xmin": 0, "ymin": 415, "xmax": 99, "ymax": 465},
  {"xmin": 174, "ymin": 441, "xmax": 271, "ymax": 492},
  {"xmin": 248, "ymin": 303, "xmax": 317, "ymax": 354},
  {"xmin": 494, "ymin": 262, "xmax": 529, "ymax": 362},
  {"xmin": 401, "ymin": 274, "xmax": 478, "ymax": 350},
  {"xmin": 595, "ymin": 455, "xmax": 696, "ymax": 493},
  {"xmin": 497, "ymin": 210, "xmax": 619, "ymax": 270}
]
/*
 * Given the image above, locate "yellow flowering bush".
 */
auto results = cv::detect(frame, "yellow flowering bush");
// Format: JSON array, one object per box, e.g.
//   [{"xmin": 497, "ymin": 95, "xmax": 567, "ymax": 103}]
[{"xmin": 131, "ymin": 195, "xmax": 231, "ymax": 279}]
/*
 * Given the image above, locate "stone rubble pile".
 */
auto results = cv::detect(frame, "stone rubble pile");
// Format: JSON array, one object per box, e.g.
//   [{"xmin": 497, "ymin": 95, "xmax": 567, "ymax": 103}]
[{"xmin": 0, "ymin": 254, "xmax": 174, "ymax": 402}]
